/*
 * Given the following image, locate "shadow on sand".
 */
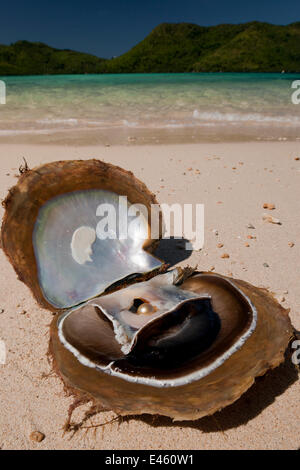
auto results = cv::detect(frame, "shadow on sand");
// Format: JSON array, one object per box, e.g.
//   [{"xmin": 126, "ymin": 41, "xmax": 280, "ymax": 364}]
[
  {"xmin": 154, "ymin": 237, "xmax": 192, "ymax": 267},
  {"xmin": 120, "ymin": 345, "xmax": 298, "ymax": 433}
]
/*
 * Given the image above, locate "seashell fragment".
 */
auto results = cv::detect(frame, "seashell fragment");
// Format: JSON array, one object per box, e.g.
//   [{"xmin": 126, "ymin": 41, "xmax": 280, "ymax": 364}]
[
  {"xmin": 262, "ymin": 214, "xmax": 282, "ymax": 225},
  {"xmin": 0, "ymin": 159, "xmax": 294, "ymax": 422}
]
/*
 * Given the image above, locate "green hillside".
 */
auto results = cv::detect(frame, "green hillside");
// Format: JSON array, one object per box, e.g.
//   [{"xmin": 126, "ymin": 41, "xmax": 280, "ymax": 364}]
[
  {"xmin": 1, "ymin": 22, "xmax": 300, "ymax": 75},
  {"xmin": 0, "ymin": 40, "xmax": 106, "ymax": 75},
  {"xmin": 193, "ymin": 22, "xmax": 300, "ymax": 72},
  {"xmin": 101, "ymin": 23, "xmax": 246, "ymax": 73},
  {"xmin": 101, "ymin": 22, "xmax": 300, "ymax": 73}
]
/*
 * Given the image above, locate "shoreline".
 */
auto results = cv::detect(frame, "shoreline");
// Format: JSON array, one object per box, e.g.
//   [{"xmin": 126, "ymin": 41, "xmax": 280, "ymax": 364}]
[
  {"xmin": 1, "ymin": 72, "xmax": 299, "ymax": 146},
  {"xmin": 0, "ymin": 128, "xmax": 300, "ymax": 146}
]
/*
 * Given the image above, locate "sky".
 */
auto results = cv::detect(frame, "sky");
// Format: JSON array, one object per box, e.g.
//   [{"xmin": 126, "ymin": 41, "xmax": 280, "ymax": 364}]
[{"xmin": 1, "ymin": 0, "xmax": 300, "ymax": 58}]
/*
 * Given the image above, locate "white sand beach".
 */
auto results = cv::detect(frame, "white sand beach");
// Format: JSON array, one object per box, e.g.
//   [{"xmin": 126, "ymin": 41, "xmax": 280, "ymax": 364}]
[{"xmin": 0, "ymin": 141, "xmax": 299, "ymax": 449}]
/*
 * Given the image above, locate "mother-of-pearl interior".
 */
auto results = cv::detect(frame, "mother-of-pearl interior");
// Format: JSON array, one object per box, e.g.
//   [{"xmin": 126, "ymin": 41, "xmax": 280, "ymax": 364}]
[
  {"xmin": 33, "ymin": 189, "xmax": 162, "ymax": 308},
  {"xmin": 57, "ymin": 270, "xmax": 258, "ymax": 388},
  {"xmin": 58, "ymin": 269, "xmax": 210, "ymax": 361},
  {"xmin": 88, "ymin": 270, "xmax": 206, "ymax": 353}
]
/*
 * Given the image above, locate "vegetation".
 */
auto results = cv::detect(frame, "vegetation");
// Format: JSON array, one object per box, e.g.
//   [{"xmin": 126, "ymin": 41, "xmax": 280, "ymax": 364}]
[
  {"xmin": 1, "ymin": 22, "xmax": 300, "ymax": 75},
  {"xmin": 0, "ymin": 40, "xmax": 106, "ymax": 75}
]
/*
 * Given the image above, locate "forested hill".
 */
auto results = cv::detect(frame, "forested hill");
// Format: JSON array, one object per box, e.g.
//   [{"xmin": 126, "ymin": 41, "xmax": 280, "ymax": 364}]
[
  {"xmin": 101, "ymin": 22, "xmax": 300, "ymax": 73},
  {"xmin": 1, "ymin": 21, "xmax": 300, "ymax": 75},
  {"xmin": 0, "ymin": 40, "xmax": 106, "ymax": 75}
]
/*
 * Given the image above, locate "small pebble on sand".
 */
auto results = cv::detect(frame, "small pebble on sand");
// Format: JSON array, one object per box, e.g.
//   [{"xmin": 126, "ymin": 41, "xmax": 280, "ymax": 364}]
[
  {"xmin": 217, "ymin": 243, "xmax": 224, "ymax": 248},
  {"xmin": 244, "ymin": 243, "xmax": 250, "ymax": 247},
  {"xmin": 30, "ymin": 431, "xmax": 45, "ymax": 443},
  {"xmin": 247, "ymin": 223, "xmax": 256, "ymax": 229},
  {"xmin": 221, "ymin": 253, "xmax": 230, "ymax": 259},
  {"xmin": 288, "ymin": 242, "xmax": 295, "ymax": 247},
  {"xmin": 263, "ymin": 262, "xmax": 269, "ymax": 267},
  {"xmin": 263, "ymin": 203, "xmax": 276, "ymax": 210}
]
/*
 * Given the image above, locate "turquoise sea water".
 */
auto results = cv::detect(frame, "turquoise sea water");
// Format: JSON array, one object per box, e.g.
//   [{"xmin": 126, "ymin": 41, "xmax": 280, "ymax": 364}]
[{"xmin": 0, "ymin": 73, "xmax": 300, "ymax": 142}]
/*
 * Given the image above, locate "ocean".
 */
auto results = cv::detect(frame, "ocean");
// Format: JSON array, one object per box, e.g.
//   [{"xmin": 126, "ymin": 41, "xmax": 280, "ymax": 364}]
[{"xmin": 0, "ymin": 73, "xmax": 299, "ymax": 144}]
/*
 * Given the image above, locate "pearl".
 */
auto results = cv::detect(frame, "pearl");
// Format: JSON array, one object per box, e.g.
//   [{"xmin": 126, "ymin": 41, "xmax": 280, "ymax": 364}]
[{"xmin": 137, "ymin": 303, "xmax": 155, "ymax": 315}]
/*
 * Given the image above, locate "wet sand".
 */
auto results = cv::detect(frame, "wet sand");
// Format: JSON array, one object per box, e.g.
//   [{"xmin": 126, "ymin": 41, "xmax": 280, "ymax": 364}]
[{"xmin": 0, "ymin": 141, "xmax": 299, "ymax": 449}]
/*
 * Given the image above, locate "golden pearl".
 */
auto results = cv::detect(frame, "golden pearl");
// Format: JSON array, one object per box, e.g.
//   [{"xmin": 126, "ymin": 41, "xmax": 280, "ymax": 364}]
[{"xmin": 136, "ymin": 303, "xmax": 155, "ymax": 315}]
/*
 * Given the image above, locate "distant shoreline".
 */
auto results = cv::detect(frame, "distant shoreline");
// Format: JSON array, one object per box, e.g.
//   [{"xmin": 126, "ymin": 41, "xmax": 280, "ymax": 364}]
[
  {"xmin": 1, "ymin": 21, "xmax": 300, "ymax": 75},
  {"xmin": 2, "ymin": 71, "xmax": 300, "ymax": 77}
]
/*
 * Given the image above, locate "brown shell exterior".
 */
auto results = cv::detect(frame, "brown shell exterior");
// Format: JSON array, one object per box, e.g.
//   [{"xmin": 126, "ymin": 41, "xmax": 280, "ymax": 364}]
[
  {"xmin": 50, "ymin": 274, "xmax": 293, "ymax": 421},
  {"xmin": 1, "ymin": 160, "xmax": 162, "ymax": 312}
]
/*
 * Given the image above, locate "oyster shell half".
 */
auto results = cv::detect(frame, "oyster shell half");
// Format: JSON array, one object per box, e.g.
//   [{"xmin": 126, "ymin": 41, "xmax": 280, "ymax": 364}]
[
  {"xmin": 51, "ymin": 269, "xmax": 292, "ymax": 419},
  {"xmin": 1, "ymin": 160, "xmax": 162, "ymax": 311}
]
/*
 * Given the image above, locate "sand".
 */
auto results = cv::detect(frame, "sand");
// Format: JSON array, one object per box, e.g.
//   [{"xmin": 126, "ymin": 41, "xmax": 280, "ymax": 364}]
[{"xmin": 0, "ymin": 141, "xmax": 299, "ymax": 450}]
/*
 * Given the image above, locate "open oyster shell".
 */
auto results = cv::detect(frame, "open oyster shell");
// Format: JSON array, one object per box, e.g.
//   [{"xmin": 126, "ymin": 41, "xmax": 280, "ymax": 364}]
[{"xmin": 1, "ymin": 159, "xmax": 294, "ymax": 421}]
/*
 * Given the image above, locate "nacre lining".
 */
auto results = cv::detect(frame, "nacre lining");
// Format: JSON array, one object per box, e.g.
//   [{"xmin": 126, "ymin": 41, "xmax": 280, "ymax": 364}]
[
  {"xmin": 58, "ymin": 270, "xmax": 257, "ymax": 388},
  {"xmin": 33, "ymin": 189, "xmax": 162, "ymax": 308}
]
